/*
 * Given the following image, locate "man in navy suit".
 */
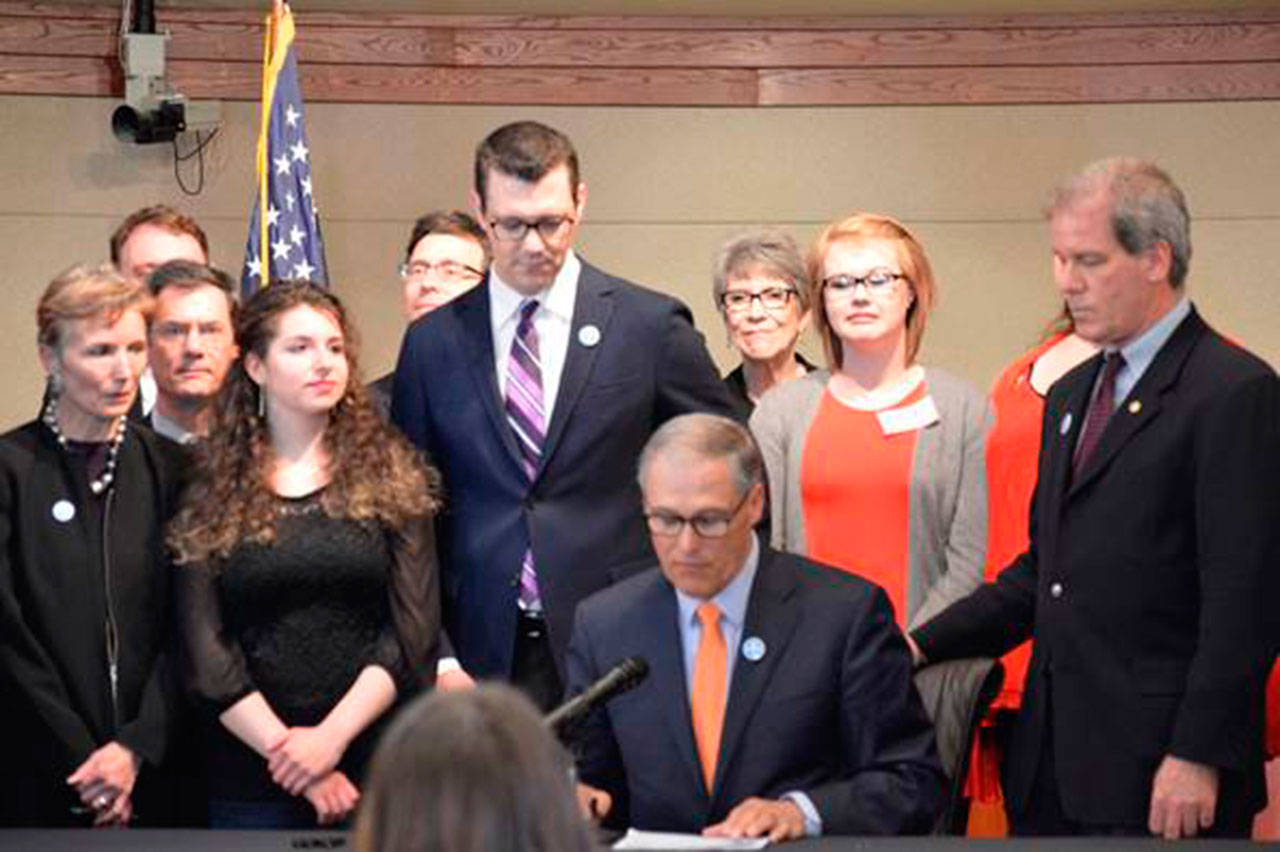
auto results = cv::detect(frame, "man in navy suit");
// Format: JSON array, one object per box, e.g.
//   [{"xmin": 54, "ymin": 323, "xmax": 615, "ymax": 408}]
[
  {"xmin": 910, "ymin": 158, "xmax": 1280, "ymax": 838},
  {"xmin": 569, "ymin": 414, "xmax": 944, "ymax": 840},
  {"xmin": 392, "ymin": 121, "xmax": 734, "ymax": 706}
]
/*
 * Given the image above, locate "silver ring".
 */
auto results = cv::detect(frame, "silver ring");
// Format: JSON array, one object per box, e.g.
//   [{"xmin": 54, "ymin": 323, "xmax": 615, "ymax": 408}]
[{"xmin": 94, "ymin": 795, "xmax": 109, "ymax": 809}]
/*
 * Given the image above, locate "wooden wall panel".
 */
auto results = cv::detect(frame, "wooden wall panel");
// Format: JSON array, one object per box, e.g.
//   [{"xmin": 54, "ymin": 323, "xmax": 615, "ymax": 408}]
[
  {"xmin": 2, "ymin": 1, "xmax": 1279, "ymax": 106},
  {"xmin": 760, "ymin": 62, "xmax": 1280, "ymax": 105}
]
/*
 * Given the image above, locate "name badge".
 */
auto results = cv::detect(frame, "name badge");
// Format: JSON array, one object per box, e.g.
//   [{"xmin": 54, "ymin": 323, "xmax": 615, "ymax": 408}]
[{"xmin": 876, "ymin": 395, "xmax": 940, "ymax": 436}]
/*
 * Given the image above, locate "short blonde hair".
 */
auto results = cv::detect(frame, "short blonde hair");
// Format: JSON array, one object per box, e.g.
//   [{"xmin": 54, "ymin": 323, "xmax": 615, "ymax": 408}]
[
  {"xmin": 808, "ymin": 213, "xmax": 936, "ymax": 369},
  {"xmin": 37, "ymin": 263, "xmax": 153, "ymax": 352}
]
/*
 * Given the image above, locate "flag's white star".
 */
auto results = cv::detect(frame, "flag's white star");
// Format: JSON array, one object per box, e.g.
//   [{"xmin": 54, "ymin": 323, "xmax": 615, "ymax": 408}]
[
  {"xmin": 293, "ymin": 259, "xmax": 315, "ymax": 279},
  {"xmin": 290, "ymin": 140, "xmax": 309, "ymax": 163},
  {"xmin": 265, "ymin": 205, "xmax": 281, "ymax": 228},
  {"xmin": 284, "ymin": 104, "xmax": 300, "ymax": 128},
  {"xmin": 289, "ymin": 224, "xmax": 306, "ymax": 246},
  {"xmin": 301, "ymin": 176, "xmax": 313, "ymax": 197},
  {"xmin": 274, "ymin": 153, "xmax": 291, "ymax": 176},
  {"xmin": 284, "ymin": 192, "xmax": 296, "ymax": 212},
  {"xmin": 271, "ymin": 238, "xmax": 292, "ymax": 261},
  {"xmin": 245, "ymin": 255, "xmax": 262, "ymax": 280}
]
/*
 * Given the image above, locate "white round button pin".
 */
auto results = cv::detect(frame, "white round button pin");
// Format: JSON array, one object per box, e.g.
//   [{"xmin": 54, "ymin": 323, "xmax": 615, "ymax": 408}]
[
  {"xmin": 52, "ymin": 499, "xmax": 76, "ymax": 523},
  {"xmin": 577, "ymin": 324, "xmax": 601, "ymax": 347},
  {"xmin": 741, "ymin": 636, "xmax": 766, "ymax": 662},
  {"xmin": 1059, "ymin": 412, "xmax": 1073, "ymax": 436}
]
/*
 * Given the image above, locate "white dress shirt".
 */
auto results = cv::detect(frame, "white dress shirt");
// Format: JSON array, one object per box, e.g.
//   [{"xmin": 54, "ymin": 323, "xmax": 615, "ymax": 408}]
[{"xmin": 489, "ymin": 251, "xmax": 582, "ymax": 425}]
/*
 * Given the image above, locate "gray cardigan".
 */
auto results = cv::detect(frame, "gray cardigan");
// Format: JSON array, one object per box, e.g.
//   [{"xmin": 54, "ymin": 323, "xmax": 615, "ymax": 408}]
[{"xmin": 749, "ymin": 368, "xmax": 990, "ymax": 630}]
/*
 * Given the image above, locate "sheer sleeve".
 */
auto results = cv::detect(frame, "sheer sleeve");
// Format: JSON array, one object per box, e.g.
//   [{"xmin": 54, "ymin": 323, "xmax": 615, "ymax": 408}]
[
  {"xmin": 174, "ymin": 560, "xmax": 255, "ymax": 715},
  {"xmin": 372, "ymin": 513, "xmax": 441, "ymax": 696}
]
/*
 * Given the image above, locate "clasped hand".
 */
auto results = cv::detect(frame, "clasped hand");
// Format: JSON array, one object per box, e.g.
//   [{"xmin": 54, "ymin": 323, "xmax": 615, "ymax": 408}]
[
  {"xmin": 66, "ymin": 741, "xmax": 139, "ymax": 827},
  {"xmin": 267, "ymin": 725, "xmax": 347, "ymax": 795},
  {"xmin": 304, "ymin": 770, "xmax": 360, "ymax": 825}
]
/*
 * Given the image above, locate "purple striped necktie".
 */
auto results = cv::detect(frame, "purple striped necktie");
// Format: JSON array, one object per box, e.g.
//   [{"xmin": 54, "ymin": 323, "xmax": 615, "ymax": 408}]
[{"xmin": 504, "ymin": 299, "xmax": 544, "ymax": 612}]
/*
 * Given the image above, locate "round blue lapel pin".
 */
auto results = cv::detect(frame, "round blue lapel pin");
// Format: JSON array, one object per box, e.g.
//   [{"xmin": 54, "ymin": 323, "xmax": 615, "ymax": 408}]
[
  {"xmin": 741, "ymin": 636, "xmax": 766, "ymax": 662},
  {"xmin": 1059, "ymin": 411, "xmax": 1073, "ymax": 436}
]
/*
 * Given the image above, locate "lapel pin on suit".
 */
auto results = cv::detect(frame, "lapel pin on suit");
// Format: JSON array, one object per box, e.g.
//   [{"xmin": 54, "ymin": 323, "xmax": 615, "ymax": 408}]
[
  {"xmin": 577, "ymin": 324, "xmax": 601, "ymax": 347},
  {"xmin": 1059, "ymin": 411, "xmax": 1073, "ymax": 436},
  {"xmin": 741, "ymin": 636, "xmax": 766, "ymax": 662},
  {"xmin": 1128, "ymin": 400, "xmax": 1143, "ymax": 414},
  {"xmin": 51, "ymin": 499, "xmax": 75, "ymax": 523}
]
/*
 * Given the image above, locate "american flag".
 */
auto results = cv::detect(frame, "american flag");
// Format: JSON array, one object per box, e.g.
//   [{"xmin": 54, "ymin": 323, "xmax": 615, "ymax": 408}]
[{"xmin": 240, "ymin": 1, "xmax": 328, "ymax": 296}]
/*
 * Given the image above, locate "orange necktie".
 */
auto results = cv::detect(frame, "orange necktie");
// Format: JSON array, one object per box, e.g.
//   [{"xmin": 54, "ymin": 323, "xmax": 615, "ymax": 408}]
[{"xmin": 691, "ymin": 602, "xmax": 727, "ymax": 793}]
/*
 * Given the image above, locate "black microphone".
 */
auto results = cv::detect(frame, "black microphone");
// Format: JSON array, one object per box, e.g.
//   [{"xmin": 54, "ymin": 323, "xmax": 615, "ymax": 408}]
[{"xmin": 546, "ymin": 656, "xmax": 649, "ymax": 733}]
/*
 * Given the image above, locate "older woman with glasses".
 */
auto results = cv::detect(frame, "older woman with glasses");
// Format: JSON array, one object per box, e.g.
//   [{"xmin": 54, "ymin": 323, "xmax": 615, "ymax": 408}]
[
  {"xmin": 712, "ymin": 230, "xmax": 816, "ymax": 420},
  {"xmin": 750, "ymin": 213, "xmax": 988, "ymax": 630}
]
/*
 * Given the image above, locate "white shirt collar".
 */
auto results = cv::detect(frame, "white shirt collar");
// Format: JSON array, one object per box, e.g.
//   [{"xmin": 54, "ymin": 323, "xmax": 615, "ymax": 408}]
[
  {"xmin": 488, "ymin": 250, "xmax": 581, "ymax": 325},
  {"xmin": 149, "ymin": 409, "xmax": 197, "ymax": 445}
]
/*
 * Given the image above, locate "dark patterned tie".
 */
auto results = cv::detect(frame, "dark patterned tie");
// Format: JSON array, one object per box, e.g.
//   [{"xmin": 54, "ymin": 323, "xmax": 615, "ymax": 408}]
[
  {"xmin": 1073, "ymin": 351, "xmax": 1125, "ymax": 476},
  {"xmin": 504, "ymin": 299, "xmax": 544, "ymax": 611}
]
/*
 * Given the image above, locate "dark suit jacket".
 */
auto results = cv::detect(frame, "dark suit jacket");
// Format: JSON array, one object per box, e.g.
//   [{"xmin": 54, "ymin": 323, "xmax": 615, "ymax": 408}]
[
  {"xmin": 914, "ymin": 307, "xmax": 1280, "ymax": 827},
  {"xmin": 566, "ymin": 545, "xmax": 946, "ymax": 835},
  {"xmin": 391, "ymin": 260, "xmax": 734, "ymax": 679}
]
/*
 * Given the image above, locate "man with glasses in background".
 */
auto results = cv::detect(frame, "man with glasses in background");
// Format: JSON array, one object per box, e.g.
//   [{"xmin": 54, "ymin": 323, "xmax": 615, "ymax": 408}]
[
  {"xmin": 567, "ymin": 414, "xmax": 944, "ymax": 840},
  {"xmin": 391, "ymin": 120, "xmax": 733, "ymax": 710},
  {"xmin": 368, "ymin": 210, "xmax": 489, "ymax": 418}
]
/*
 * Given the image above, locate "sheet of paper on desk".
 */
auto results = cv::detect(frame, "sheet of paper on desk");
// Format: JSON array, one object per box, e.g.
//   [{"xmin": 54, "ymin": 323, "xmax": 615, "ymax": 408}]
[{"xmin": 613, "ymin": 829, "xmax": 770, "ymax": 850}]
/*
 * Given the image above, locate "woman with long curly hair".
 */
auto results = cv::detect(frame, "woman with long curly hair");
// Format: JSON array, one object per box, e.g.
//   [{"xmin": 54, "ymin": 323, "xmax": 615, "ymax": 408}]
[{"xmin": 169, "ymin": 280, "xmax": 441, "ymax": 829}]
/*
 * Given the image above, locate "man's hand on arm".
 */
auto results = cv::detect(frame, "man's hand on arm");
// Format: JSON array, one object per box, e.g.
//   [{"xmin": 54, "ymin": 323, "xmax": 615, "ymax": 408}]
[
  {"xmin": 703, "ymin": 797, "xmax": 806, "ymax": 842},
  {"xmin": 1148, "ymin": 755, "xmax": 1218, "ymax": 839}
]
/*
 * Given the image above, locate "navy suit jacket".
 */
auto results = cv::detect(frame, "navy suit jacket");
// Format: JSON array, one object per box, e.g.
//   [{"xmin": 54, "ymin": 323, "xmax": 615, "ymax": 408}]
[
  {"xmin": 565, "ymin": 545, "xmax": 946, "ymax": 835},
  {"xmin": 915, "ymin": 307, "xmax": 1280, "ymax": 827},
  {"xmin": 390, "ymin": 260, "xmax": 734, "ymax": 679}
]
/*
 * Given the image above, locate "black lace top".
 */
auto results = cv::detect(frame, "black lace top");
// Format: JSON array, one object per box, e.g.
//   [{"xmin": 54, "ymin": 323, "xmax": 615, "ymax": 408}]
[{"xmin": 176, "ymin": 492, "xmax": 440, "ymax": 802}]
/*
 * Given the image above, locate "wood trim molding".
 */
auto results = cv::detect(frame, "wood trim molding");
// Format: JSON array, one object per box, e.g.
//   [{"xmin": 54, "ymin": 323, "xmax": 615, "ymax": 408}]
[{"xmin": 2, "ymin": 1, "xmax": 1279, "ymax": 105}]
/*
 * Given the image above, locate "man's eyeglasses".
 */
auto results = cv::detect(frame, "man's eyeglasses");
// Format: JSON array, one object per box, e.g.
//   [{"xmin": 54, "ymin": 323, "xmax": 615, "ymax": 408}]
[
  {"xmin": 823, "ymin": 268, "xmax": 907, "ymax": 297},
  {"xmin": 720, "ymin": 287, "xmax": 797, "ymax": 314},
  {"xmin": 399, "ymin": 260, "xmax": 485, "ymax": 283},
  {"xmin": 645, "ymin": 488, "xmax": 753, "ymax": 539},
  {"xmin": 489, "ymin": 216, "xmax": 575, "ymax": 243}
]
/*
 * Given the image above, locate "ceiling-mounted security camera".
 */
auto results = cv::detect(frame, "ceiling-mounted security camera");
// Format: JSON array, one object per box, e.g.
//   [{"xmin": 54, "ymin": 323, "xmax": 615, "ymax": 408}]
[{"xmin": 112, "ymin": 24, "xmax": 220, "ymax": 145}]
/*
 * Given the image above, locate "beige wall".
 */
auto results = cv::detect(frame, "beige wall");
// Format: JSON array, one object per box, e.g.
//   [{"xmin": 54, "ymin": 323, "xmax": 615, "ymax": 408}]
[{"xmin": 1, "ymin": 95, "xmax": 1277, "ymax": 430}]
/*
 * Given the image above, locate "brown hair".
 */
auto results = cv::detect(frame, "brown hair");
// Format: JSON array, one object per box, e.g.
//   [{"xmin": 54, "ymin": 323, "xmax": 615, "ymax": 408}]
[
  {"xmin": 109, "ymin": 205, "xmax": 209, "ymax": 266},
  {"xmin": 355, "ymin": 685, "xmax": 594, "ymax": 852},
  {"xmin": 474, "ymin": 121, "xmax": 580, "ymax": 209},
  {"xmin": 37, "ymin": 263, "xmax": 154, "ymax": 352},
  {"xmin": 404, "ymin": 210, "xmax": 490, "ymax": 267},
  {"xmin": 167, "ymin": 280, "xmax": 440, "ymax": 564},
  {"xmin": 808, "ymin": 212, "xmax": 936, "ymax": 369},
  {"xmin": 146, "ymin": 259, "xmax": 239, "ymax": 323}
]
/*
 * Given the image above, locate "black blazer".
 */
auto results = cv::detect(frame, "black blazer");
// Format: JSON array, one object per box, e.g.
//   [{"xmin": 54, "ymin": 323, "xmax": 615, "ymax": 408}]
[
  {"xmin": 0, "ymin": 421, "xmax": 187, "ymax": 825},
  {"xmin": 914, "ymin": 307, "xmax": 1280, "ymax": 826},
  {"xmin": 566, "ymin": 545, "xmax": 946, "ymax": 835},
  {"xmin": 391, "ymin": 261, "xmax": 735, "ymax": 679}
]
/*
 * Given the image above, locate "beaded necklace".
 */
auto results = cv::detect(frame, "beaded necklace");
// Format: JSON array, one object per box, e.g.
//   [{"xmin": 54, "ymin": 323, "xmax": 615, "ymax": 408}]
[{"xmin": 41, "ymin": 396, "xmax": 126, "ymax": 495}]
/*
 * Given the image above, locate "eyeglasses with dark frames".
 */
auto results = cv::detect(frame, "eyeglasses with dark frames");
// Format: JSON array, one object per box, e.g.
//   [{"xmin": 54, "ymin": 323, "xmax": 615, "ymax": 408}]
[
  {"xmin": 720, "ymin": 287, "xmax": 797, "ymax": 314},
  {"xmin": 488, "ymin": 216, "xmax": 575, "ymax": 243},
  {"xmin": 823, "ymin": 268, "xmax": 907, "ymax": 297},
  {"xmin": 644, "ymin": 487, "xmax": 754, "ymax": 539}
]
